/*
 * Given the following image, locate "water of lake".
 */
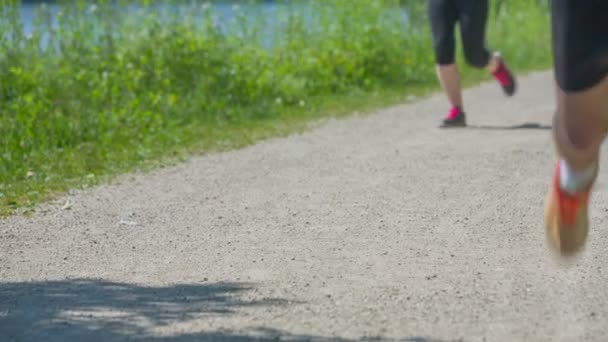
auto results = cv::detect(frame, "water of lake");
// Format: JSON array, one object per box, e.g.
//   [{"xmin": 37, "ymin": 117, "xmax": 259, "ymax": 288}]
[{"xmin": 13, "ymin": 2, "xmax": 409, "ymax": 50}]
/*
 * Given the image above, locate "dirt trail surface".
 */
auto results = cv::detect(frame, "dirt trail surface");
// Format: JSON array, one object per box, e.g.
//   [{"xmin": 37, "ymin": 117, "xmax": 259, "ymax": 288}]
[{"xmin": 2, "ymin": 71, "xmax": 608, "ymax": 342}]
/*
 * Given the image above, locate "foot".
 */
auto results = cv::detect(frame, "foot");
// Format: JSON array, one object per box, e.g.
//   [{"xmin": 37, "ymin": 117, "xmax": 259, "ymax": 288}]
[
  {"xmin": 440, "ymin": 106, "xmax": 466, "ymax": 128},
  {"xmin": 491, "ymin": 56, "xmax": 516, "ymax": 96},
  {"xmin": 544, "ymin": 163, "xmax": 595, "ymax": 256}
]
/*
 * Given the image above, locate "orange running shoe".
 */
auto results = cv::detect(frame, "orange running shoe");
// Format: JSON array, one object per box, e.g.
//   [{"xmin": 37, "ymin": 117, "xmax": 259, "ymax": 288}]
[{"xmin": 545, "ymin": 162, "xmax": 595, "ymax": 256}]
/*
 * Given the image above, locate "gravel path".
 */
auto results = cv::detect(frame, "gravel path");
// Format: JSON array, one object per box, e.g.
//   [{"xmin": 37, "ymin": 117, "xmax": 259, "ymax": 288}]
[{"xmin": 2, "ymin": 71, "xmax": 608, "ymax": 342}]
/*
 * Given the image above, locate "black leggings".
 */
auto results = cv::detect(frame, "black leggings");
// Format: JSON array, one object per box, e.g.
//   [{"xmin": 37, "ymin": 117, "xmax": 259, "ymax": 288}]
[
  {"xmin": 427, "ymin": 0, "xmax": 491, "ymax": 68},
  {"xmin": 551, "ymin": 0, "xmax": 608, "ymax": 92}
]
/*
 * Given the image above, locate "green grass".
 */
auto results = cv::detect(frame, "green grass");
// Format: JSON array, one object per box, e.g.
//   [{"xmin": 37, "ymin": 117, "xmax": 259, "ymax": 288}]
[{"xmin": 0, "ymin": 0, "xmax": 552, "ymax": 216}]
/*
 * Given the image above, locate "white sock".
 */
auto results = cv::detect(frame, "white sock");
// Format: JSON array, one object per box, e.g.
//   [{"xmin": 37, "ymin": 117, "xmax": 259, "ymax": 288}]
[{"xmin": 559, "ymin": 159, "xmax": 597, "ymax": 194}]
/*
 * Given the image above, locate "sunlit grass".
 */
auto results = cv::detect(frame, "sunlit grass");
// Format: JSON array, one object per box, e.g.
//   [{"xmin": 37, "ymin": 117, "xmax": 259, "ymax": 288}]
[{"xmin": 0, "ymin": 0, "xmax": 551, "ymax": 215}]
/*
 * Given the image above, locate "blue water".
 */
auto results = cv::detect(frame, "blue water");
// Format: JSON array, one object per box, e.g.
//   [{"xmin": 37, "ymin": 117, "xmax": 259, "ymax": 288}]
[
  {"xmin": 14, "ymin": 2, "xmax": 408, "ymax": 50},
  {"xmin": 15, "ymin": 2, "xmax": 308, "ymax": 49},
  {"xmin": 19, "ymin": 2, "xmax": 275, "ymax": 34}
]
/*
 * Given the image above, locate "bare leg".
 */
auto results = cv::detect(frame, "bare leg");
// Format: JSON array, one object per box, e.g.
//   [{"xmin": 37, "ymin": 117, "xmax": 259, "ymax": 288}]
[
  {"xmin": 545, "ymin": 75, "xmax": 608, "ymax": 255},
  {"xmin": 436, "ymin": 52, "xmax": 506, "ymax": 109},
  {"xmin": 554, "ymin": 76, "xmax": 608, "ymax": 171},
  {"xmin": 485, "ymin": 52, "xmax": 501, "ymax": 74},
  {"xmin": 436, "ymin": 63, "xmax": 463, "ymax": 109}
]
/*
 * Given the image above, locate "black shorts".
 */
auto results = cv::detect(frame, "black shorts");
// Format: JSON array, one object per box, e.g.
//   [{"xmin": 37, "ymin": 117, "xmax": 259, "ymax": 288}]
[
  {"xmin": 427, "ymin": 0, "xmax": 491, "ymax": 68},
  {"xmin": 551, "ymin": 0, "xmax": 608, "ymax": 92}
]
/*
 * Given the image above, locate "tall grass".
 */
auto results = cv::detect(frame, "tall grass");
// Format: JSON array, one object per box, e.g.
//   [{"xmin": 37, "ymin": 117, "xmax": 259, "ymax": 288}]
[{"xmin": 0, "ymin": 0, "xmax": 551, "ymax": 214}]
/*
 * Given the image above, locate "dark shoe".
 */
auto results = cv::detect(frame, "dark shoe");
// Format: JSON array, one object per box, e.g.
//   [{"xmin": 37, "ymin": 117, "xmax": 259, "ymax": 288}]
[
  {"xmin": 440, "ymin": 107, "xmax": 466, "ymax": 128},
  {"xmin": 492, "ymin": 56, "xmax": 517, "ymax": 96}
]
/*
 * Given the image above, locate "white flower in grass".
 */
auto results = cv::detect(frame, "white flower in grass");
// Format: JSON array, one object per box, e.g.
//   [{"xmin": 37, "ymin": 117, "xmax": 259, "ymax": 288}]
[
  {"xmin": 89, "ymin": 4, "xmax": 97, "ymax": 13},
  {"xmin": 299, "ymin": 100, "xmax": 306, "ymax": 107},
  {"xmin": 275, "ymin": 97, "xmax": 283, "ymax": 105}
]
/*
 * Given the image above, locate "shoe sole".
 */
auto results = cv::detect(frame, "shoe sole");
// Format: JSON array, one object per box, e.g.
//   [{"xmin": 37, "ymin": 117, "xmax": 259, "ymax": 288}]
[{"xmin": 439, "ymin": 122, "xmax": 467, "ymax": 128}]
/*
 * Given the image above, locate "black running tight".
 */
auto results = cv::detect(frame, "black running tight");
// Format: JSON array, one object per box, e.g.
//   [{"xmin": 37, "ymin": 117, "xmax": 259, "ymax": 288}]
[{"xmin": 427, "ymin": 0, "xmax": 491, "ymax": 68}]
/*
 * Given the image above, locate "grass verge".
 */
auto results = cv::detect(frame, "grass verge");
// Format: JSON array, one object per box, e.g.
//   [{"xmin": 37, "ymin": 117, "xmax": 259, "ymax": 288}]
[{"xmin": 0, "ymin": 0, "xmax": 552, "ymax": 216}]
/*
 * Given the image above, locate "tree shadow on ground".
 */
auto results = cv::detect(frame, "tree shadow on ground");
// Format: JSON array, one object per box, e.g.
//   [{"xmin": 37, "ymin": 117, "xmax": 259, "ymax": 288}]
[
  {"xmin": 0, "ymin": 278, "xmax": 456, "ymax": 342},
  {"xmin": 159, "ymin": 329, "xmax": 458, "ymax": 342}
]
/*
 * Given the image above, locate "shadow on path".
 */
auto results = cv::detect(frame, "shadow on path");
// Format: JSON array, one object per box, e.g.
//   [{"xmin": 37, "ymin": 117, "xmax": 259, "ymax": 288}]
[
  {"xmin": 466, "ymin": 122, "xmax": 552, "ymax": 130},
  {"xmin": 0, "ymin": 278, "xmax": 458, "ymax": 342}
]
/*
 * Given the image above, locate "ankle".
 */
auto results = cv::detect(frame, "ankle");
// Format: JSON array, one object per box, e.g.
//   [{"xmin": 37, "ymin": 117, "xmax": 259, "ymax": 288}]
[
  {"xmin": 446, "ymin": 106, "xmax": 463, "ymax": 119},
  {"xmin": 487, "ymin": 52, "xmax": 501, "ymax": 74},
  {"xmin": 559, "ymin": 159, "xmax": 597, "ymax": 194},
  {"xmin": 450, "ymin": 105, "xmax": 463, "ymax": 112}
]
